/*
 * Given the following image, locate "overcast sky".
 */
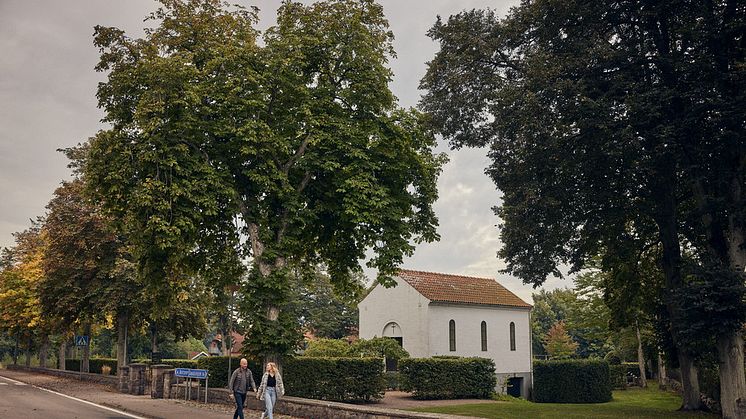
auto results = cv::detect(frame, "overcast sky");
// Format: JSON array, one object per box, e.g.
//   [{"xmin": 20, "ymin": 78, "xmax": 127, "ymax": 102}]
[{"xmin": 0, "ymin": 0, "xmax": 572, "ymax": 303}]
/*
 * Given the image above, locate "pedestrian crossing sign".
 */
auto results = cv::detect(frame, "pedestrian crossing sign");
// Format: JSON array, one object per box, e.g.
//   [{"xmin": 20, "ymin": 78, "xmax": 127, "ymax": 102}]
[{"xmin": 75, "ymin": 335, "xmax": 90, "ymax": 347}]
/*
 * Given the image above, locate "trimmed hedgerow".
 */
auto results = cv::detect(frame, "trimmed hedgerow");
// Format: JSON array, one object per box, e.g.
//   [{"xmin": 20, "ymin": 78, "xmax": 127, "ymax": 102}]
[
  {"xmin": 533, "ymin": 359, "xmax": 612, "ymax": 403},
  {"xmin": 196, "ymin": 356, "xmax": 262, "ymax": 388},
  {"xmin": 399, "ymin": 357, "xmax": 496, "ymax": 400},
  {"xmin": 65, "ymin": 358, "xmax": 118, "ymax": 375},
  {"xmin": 283, "ymin": 357, "xmax": 386, "ymax": 402}
]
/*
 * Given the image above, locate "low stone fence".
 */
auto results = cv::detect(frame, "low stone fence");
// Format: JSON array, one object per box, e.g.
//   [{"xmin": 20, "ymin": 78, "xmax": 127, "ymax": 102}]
[
  {"xmin": 6, "ymin": 364, "xmax": 118, "ymax": 387},
  {"xmin": 168, "ymin": 383, "xmax": 463, "ymax": 419}
]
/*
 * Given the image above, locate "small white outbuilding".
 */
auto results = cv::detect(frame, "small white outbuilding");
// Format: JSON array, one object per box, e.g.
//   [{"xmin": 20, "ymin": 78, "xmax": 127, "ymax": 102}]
[{"xmin": 358, "ymin": 269, "xmax": 533, "ymax": 398}]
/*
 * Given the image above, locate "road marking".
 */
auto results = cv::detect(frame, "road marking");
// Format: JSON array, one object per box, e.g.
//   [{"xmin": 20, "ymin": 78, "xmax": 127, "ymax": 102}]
[
  {"xmin": 0, "ymin": 382, "xmax": 7, "ymax": 385},
  {"xmin": 0, "ymin": 374, "xmax": 146, "ymax": 419}
]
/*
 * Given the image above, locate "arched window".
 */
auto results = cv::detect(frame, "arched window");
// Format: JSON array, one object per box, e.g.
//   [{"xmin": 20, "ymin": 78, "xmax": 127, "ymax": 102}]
[
  {"xmin": 481, "ymin": 321, "xmax": 487, "ymax": 351},
  {"xmin": 449, "ymin": 320, "xmax": 456, "ymax": 351},
  {"xmin": 509, "ymin": 322, "xmax": 516, "ymax": 351}
]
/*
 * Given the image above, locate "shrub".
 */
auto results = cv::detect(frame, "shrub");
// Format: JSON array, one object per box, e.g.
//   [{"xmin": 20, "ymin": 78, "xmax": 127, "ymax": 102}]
[
  {"xmin": 302, "ymin": 337, "xmax": 410, "ymax": 361},
  {"xmin": 160, "ymin": 359, "xmax": 198, "ymax": 369},
  {"xmin": 533, "ymin": 359, "xmax": 612, "ymax": 403},
  {"xmin": 303, "ymin": 338, "xmax": 350, "ymax": 357},
  {"xmin": 350, "ymin": 337, "xmax": 409, "ymax": 360},
  {"xmin": 283, "ymin": 357, "xmax": 385, "ymax": 402},
  {"xmin": 399, "ymin": 357, "xmax": 496, "ymax": 399},
  {"xmin": 385, "ymin": 371, "xmax": 400, "ymax": 390},
  {"xmin": 196, "ymin": 356, "xmax": 262, "ymax": 388},
  {"xmin": 609, "ymin": 364, "xmax": 627, "ymax": 389}
]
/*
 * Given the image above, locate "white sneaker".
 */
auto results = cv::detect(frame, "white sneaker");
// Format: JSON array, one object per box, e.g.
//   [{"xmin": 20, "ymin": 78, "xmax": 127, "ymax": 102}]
[{"xmin": 260, "ymin": 412, "xmax": 265, "ymax": 419}]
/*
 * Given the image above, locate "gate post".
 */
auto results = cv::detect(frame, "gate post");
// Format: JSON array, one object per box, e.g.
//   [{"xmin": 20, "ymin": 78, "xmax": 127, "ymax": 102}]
[
  {"xmin": 129, "ymin": 363, "xmax": 146, "ymax": 395},
  {"xmin": 150, "ymin": 364, "xmax": 172, "ymax": 398}
]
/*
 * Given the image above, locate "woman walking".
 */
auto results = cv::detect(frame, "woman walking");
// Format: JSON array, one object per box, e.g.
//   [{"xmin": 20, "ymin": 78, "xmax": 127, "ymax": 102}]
[{"xmin": 256, "ymin": 362, "xmax": 285, "ymax": 419}]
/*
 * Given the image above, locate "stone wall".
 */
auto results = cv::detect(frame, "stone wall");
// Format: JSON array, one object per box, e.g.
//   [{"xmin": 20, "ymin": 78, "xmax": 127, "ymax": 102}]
[
  {"xmin": 169, "ymin": 384, "xmax": 465, "ymax": 419},
  {"xmin": 6, "ymin": 364, "xmax": 118, "ymax": 387}
]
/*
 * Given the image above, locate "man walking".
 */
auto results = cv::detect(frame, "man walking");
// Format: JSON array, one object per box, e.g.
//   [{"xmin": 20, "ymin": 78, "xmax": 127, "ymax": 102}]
[{"xmin": 228, "ymin": 358, "xmax": 257, "ymax": 419}]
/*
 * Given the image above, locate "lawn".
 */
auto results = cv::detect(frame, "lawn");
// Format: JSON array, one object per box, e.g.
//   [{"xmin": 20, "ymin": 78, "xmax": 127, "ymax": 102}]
[{"xmin": 410, "ymin": 385, "xmax": 716, "ymax": 419}]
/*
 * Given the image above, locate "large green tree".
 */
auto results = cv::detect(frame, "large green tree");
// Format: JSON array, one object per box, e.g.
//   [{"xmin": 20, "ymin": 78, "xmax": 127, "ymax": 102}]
[
  {"xmin": 84, "ymin": 0, "xmax": 444, "ymax": 364},
  {"xmin": 421, "ymin": 1, "xmax": 745, "ymax": 414}
]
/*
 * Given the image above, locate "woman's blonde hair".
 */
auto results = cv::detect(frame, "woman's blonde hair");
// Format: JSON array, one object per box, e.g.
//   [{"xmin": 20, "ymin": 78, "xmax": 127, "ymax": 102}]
[{"xmin": 266, "ymin": 362, "xmax": 278, "ymax": 374}]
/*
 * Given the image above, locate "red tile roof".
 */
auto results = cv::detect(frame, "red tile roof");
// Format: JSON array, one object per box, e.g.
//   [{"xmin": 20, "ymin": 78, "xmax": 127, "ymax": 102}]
[{"xmin": 397, "ymin": 269, "xmax": 531, "ymax": 308}]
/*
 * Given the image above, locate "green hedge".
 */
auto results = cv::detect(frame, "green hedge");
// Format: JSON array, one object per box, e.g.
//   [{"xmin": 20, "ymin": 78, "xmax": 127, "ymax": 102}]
[
  {"xmin": 534, "ymin": 359, "xmax": 612, "ymax": 403},
  {"xmin": 609, "ymin": 364, "xmax": 627, "ymax": 389},
  {"xmin": 196, "ymin": 356, "xmax": 262, "ymax": 389},
  {"xmin": 399, "ymin": 357, "xmax": 496, "ymax": 399},
  {"xmin": 385, "ymin": 371, "xmax": 401, "ymax": 390},
  {"xmin": 65, "ymin": 358, "xmax": 118, "ymax": 375},
  {"xmin": 283, "ymin": 357, "xmax": 385, "ymax": 402}
]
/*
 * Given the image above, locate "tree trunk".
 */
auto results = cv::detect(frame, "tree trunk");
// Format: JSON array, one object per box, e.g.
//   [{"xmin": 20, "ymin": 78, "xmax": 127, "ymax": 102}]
[
  {"xmin": 678, "ymin": 352, "xmax": 701, "ymax": 411},
  {"xmin": 24, "ymin": 336, "xmax": 31, "ymax": 367},
  {"xmin": 82, "ymin": 323, "xmax": 91, "ymax": 373},
  {"xmin": 635, "ymin": 322, "xmax": 647, "ymax": 388},
  {"xmin": 13, "ymin": 332, "xmax": 18, "ymax": 365},
  {"xmin": 116, "ymin": 310, "xmax": 128, "ymax": 371},
  {"xmin": 151, "ymin": 323, "xmax": 158, "ymax": 355},
  {"xmin": 58, "ymin": 339, "xmax": 66, "ymax": 370},
  {"xmin": 39, "ymin": 335, "xmax": 49, "ymax": 368},
  {"xmin": 653, "ymin": 167, "xmax": 702, "ymax": 410},
  {"xmin": 717, "ymin": 331, "xmax": 746, "ymax": 419},
  {"xmin": 658, "ymin": 352, "xmax": 667, "ymax": 389}
]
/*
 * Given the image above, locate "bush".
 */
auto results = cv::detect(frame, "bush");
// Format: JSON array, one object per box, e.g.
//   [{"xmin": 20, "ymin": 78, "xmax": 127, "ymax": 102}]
[
  {"xmin": 196, "ymin": 356, "xmax": 262, "ymax": 389},
  {"xmin": 385, "ymin": 371, "xmax": 400, "ymax": 390},
  {"xmin": 399, "ymin": 357, "xmax": 496, "ymax": 399},
  {"xmin": 533, "ymin": 359, "xmax": 612, "ymax": 403},
  {"xmin": 609, "ymin": 364, "xmax": 627, "ymax": 389},
  {"xmin": 303, "ymin": 338, "xmax": 350, "ymax": 357},
  {"xmin": 302, "ymin": 337, "xmax": 410, "ymax": 361},
  {"xmin": 283, "ymin": 357, "xmax": 385, "ymax": 402}
]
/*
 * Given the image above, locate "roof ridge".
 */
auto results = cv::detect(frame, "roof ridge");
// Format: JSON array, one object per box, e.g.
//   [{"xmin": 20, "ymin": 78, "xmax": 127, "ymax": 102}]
[
  {"xmin": 398, "ymin": 268, "xmax": 501, "ymax": 282},
  {"xmin": 396, "ymin": 268, "xmax": 531, "ymax": 308}
]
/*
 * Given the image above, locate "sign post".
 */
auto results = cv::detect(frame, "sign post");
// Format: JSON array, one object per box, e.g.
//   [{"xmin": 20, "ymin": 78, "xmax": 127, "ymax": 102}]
[
  {"xmin": 174, "ymin": 368, "xmax": 209, "ymax": 403},
  {"xmin": 74, "ymin": 335, "xmax": 90, "ymax": 374}
]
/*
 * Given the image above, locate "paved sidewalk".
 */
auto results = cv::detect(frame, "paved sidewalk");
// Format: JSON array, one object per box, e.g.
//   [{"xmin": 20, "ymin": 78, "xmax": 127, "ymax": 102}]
[{"xmin": 0, "ymin": 368, "xmax": 297, "ymax": 419}]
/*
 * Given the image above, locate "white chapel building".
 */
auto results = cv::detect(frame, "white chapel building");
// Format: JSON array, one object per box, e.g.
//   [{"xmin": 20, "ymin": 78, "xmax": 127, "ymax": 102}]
[{"xmin": 358, "ymin": 269, "xmax": 533, "ymax": 397}]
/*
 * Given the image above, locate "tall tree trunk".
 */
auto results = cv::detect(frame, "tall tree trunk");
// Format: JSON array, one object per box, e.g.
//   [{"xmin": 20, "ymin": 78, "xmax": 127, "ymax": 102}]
[
  {"xmin": 24, "ymin": 336, "xmax": 31, "ymax": 367},
  {"xmin": 635, "ymin": 322, "xmax": 647, "ymax": 388},
  {"xmin": 658, "ymin": 352, "xmax": 667, "ymax": 389},
  {"xmin": 39, "ymin": 335, "xmax": 49, "ymax": 368},
  {"xmin": 718, "ymin": 225, "xmax": 746, "ymax": 419},
  {"xmin": 717, "ymin": 331, "xmax": 746, "ymax": 419},
  {"xmin": 151, "ymin": 323, "xmax": 158, "ymax": 355},
  {"xmin": 82, "ymin": 323, "xmax": 91, "ymax": 373},
  {"xmin": 116, "ymin": 310, "xmax": 128, "ymax": 371},
  {"xmin": 58, "ymin": 339, "xmax": 66, "ymax": 370},
  {"xmin": 655, "ymin": 176, "xmax": 702, "ymax": 410},
  {"xmin": 13, "ymin": 332, "xmax": 18, "ymax": 365}
]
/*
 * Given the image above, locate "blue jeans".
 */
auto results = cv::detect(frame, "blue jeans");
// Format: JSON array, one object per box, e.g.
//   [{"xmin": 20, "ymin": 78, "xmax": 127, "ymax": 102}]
[
  {"xmin": 264, "ymin": 387, "xmax": 277, "ymax": 419},
  {"xmin": 233, "ymin": 391, "xmax": 246, "ymax": 419}
]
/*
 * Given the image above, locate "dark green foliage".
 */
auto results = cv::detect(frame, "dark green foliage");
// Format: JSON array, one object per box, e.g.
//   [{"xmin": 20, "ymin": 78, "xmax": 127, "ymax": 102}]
[
  {"xmin": 65, "ymin": 358, "xmax": 118, "ymax": 375},
  {"xmin": 399, "ymin": 357, "xmax": 496, "ymax": 400},
  {"xmin": 196, "ymin": 356, "xmax": 262, "ymax": 389},
  {"xmin": 283, "ymin": 357, "xmax": 385, "ymax": 402},
  {"xmin": 609, "ymin": 364, "xmax": 627, "ymax": 390},
  {"xmin": 533, "ymin": 360, "xmax": 612, "ymax": 403},
  {"xmin": 385, "ymin": 371, "xmax": 400, "ymax": 390}
]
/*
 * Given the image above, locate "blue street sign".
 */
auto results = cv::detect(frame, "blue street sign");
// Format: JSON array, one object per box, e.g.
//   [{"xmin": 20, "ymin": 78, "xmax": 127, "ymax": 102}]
[
  {"xmin": 174, "ymin": 368, "xmax": 208, "ymax": 379},
  {"xmin": 74, "ymin": 335, "xmax": 90, "ymax": 347}
]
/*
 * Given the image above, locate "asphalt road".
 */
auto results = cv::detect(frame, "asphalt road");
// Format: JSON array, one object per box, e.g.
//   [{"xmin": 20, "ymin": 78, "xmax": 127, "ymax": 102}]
[{"xmin": 0, "ymin": 375, "xmax": 142, "ymax": 419}]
